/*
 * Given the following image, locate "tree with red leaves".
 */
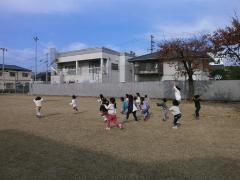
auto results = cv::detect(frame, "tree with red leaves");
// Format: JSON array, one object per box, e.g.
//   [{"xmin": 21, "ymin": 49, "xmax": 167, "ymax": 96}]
[
  {"xmin": 209, "ymin": 15, "xmax": 240, "ymax": 64},
  {"xmin": 158, "ymin": 35, "xmax": 212, "ymax": 98}
]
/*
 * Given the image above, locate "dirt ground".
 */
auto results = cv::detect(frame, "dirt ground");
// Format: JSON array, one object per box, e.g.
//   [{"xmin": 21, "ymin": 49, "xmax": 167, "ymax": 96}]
[{"xmin": 0, "ymin": 95, "xmax": 239, "ymax": 180}]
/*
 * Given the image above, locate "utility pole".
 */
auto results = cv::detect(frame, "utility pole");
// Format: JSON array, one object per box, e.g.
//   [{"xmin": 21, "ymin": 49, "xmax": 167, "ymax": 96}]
[
  {"xmin": 150, "ymin": 35, "xmax": 155, "ymax": 53},
  {"xmin": 0, "ymin": 48, "xmax": 7, "ymax": 92},
  {"xmin": 46, "ymin": 53, "xmax": 49, "ymax": 84},
  {"xmin": 33, "ymin": 36, "xmax": 39, "ymax": 82}
]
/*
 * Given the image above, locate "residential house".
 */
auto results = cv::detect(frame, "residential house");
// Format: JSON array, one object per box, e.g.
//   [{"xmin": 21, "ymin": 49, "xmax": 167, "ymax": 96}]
[
  {"xmin": 0, "ymin": 64, "xmax": 32, "ymax": 92},
  {"xmin": 36, "ymin": 72, "xmax": 51, "ymax": 83},
  {"xmin": 50, "ymin": 47, "xmax": 134, "ymax": 84},
  {"xmin": 128, "ymin": 52, "xmax": 213, "ymax": 82}
]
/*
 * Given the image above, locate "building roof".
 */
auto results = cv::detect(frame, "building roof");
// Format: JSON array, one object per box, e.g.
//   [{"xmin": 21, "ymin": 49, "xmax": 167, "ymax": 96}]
[
  {"xmin": 36, "ymin": 72, "xmax": 51, "ymax": 77},
  {"xmin": 128, "ymin": 52, "xmax": 160, "ymax": 62},
  {"xmin": 57, "ymin": 47, "xmax": 122, "ymax": 58},
  {"xmin": 0, "ymin": 64, "xmax": 31, "ymax": 72},
  {"xmin": 128, "ymin": 51, "xmax": 214, "ymax": 62}
]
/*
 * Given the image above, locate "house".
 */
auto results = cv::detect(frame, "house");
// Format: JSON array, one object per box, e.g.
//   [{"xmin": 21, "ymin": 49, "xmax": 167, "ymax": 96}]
[
  {"xmin": 128, "ymin": 52, "xmax": 213, "ymax": 82},
  {"xmin": 36, "ymin": 72, "xmax": 51, "ymax": 83},
  {"xmin": 50, "ymin": 47, "xmax": 134, "ymax": 84},
  {"xmin": 0, "ymin": 64, "xmax": 32, "ymax": 92}
]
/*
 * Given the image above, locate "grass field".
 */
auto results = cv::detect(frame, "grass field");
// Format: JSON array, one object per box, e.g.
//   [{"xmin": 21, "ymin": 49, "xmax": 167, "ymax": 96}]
[{"xmin": 0, "ymin": 95, "xmax": 240, "ymax": 180}]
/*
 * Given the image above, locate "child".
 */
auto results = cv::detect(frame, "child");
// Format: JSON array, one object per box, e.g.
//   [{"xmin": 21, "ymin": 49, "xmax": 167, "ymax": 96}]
[
  {"xmin": 120, "ymin": 97, "xmax": 128, "ymax": 114},
  {"xmin": 140, "ymin": 97, "xmax": 150, "ymax": 121},
  {"xmin": 99, "ymin": 97, "xmax": 109, "ymax": 122},
  {"xmin": 169, "ymin": 100, "xmax": 182, "ymax": 129},
  {"xmin": 173, "ymin": 82, "xmax": 181, "ymax": 103},
  {"xmin": 126, "ymin": 95, "xmax": 138, "ymax": 122},
  {"xmin": 33, "ymin": 96, "xmax": 44, "ymax": 118},
  {"xmin": 144, "ymin": 94, "xmax": 150, "ymax": 103},
  {"xmin": 157, "ymin": 98, "xmax": 169, "ymax": 121},
  {"xmin": 193, "ymin": 95, "xmax": 201, "ymax": 120},
  {"xmin": 125, "ymin": 94, "xmax": 129, "ymax": 102},
  {"xmin": 69, "ymin": 95, "xmax": 78, "ymax": 113},
  {"xmin": 104, "ymin": 97, "xmax": 123, "ymax": 130},
  {"xmin": 97, "ymin": 94, "xmax": 105, "ymax": 103},
  {"xmin": 136, "ymin": 93, "xmax": 141, "ymax": 109}
]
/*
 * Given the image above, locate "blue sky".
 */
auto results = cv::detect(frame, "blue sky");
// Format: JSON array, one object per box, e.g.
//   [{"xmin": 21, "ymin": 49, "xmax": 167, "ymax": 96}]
[{"xmin": 0, "ymin": 0, "xmax": 239, "ymax": 71}]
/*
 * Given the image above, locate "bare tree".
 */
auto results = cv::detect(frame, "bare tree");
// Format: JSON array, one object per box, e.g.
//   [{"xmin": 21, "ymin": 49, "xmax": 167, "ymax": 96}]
[
  {"xmin": 159, "ymin": 35, "xmax": 212, "ymax": 98},
  {"xmin": 209, "ymin": 15, "xmax": 240, "ymax": 64}
]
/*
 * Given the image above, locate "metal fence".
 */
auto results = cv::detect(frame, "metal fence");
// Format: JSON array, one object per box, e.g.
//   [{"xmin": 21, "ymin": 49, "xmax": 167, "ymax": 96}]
[{"xmin": 1, "ymin": 83, "xmax": 30, "ymax": 94}]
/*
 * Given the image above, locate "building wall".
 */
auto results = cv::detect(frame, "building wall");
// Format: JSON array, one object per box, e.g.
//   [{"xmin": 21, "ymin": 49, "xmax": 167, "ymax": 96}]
[
  {"xmin": 0, "ymin": 71, "xmax": 32, "ymax": 91},
  {"xmin": 52, "ymin": 49, "xmax": 133, "ymax": 84},
  {"xmin": 120, "ymin": 54, "xmax": 134, "ymax": 82},
  {"xmin": 31, "ymin": 80, "xmax": 240, "ymax": 101},
  {"xmin": 133, "ymin": 60, "xmax": 210, "ymax": 81},
  {"xmin": 102, "ymin": 52, "xmax": 119, "ymax": 83}
]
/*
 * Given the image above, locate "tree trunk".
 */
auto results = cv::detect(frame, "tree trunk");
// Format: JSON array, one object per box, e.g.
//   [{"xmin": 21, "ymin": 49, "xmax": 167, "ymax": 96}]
[{"xmin": 188, "ymin": 76, "xmax": 194, "ymax": 99}]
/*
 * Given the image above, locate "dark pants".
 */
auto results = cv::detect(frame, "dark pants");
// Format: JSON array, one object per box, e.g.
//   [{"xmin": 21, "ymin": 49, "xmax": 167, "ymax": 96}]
[
  {"xmin": 195, "ymin": 106, "xmax": 201, "ymax": 117},
  {"xmin": 173, "ymin": 114, "xmax": 181, "ymax": 126},
  {"xmin": 126, "ymin": 110, "xmax": 138, "ymax": 121}
]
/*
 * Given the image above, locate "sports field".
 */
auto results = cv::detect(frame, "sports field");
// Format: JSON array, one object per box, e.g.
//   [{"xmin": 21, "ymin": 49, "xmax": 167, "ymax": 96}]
[{"xmin": 0, "ymin": 95, "xmax": 239, "ymax": 180}]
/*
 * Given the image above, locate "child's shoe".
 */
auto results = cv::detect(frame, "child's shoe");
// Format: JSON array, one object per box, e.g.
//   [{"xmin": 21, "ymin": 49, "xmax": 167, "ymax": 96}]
[
  {"xmin": 118, "ymin": 123, "xmax": 123, "ymax": 129},
  {"xmin": 172, "ymin": 126, "xmax": 178, "ymax": 129},
  {"xmin": 105, "ymin": 127, "xmax": 111, "ymax": 130}
]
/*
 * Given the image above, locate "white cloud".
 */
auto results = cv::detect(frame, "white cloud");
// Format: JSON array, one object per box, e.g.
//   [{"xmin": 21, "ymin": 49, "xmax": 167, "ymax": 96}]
[
  {"xmin": 0, "ymin": 0, "xmax": 93, "ymax": 14},
  {"xmin": 144, "ymin": 17, "xmax": 229, "ymax": 41},
  {"xmin": 63, "ymin": 42, "xmax": 88, "ymax": 51}
]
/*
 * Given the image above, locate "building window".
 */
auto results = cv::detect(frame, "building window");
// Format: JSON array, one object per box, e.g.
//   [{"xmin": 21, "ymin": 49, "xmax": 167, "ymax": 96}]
[
  {"xmin": 22, "ymin": 72, "xmax": 28, "ymax": 77},
  {"xmin": 10, "ymin": 72, "xmax": 16, "ymax": 77},
  {"xmin": 111, "ymin": 63, "xmax": 119, "ymax": 70}
]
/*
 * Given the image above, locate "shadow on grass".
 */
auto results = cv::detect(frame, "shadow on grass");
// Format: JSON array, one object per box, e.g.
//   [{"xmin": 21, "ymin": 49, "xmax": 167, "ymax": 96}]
[
  {"xmin": 42, "ymin": 113, "xmax": 62, "ymax": 118},
  {"xmin": 74, "ymin": 110, "xmax": 88, "ymax": 114},
  {"xmin": 0, "ymin": 130, "xmax": 239, "ymax": 180}
]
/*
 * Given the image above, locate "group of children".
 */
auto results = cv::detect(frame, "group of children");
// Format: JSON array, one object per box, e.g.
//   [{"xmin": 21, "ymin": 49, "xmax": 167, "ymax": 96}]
[
  {"xmin": 96, "ymin": 93, "xmax": 151, "ymax": 130},
  {"xmin": 157, "ymin": 82, "xmax": 202, "ymax": 129},
  {"xmin": 33, "ymin": 95, "xmax": 79, "ymax": 118},
  {"xmin": 33, "ymin": 82, "xmax": 202, "ymax": 130}
]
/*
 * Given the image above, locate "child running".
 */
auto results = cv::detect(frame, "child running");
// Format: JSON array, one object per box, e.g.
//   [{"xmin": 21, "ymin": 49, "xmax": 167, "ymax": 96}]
[
  {"xmin": 157, "ymin": 98, "xmax": 169, "ymax": 121},
  {"xmin": 104, "ymin": 97, "xmax": 123, "ymax": 130},
  {"xmin": 193, "ymin": 95, "xmax": 202, "ymax": 120},
  {"xmin": 140, "ymin": 97, "xmax": 150, "ymax": 121},
  {"xmin": 125, "ymin": 94, "xmax": 129, "ymax": 102},
  {"xmin": 69, "ymin": 95, "xmax": 78, "ymax": 113},
  {"xmin": 136, "ymin": 93, "xmax": 141, "ymax": 109},
  {"xmin": 99, "ymin": 96, "xmax": 109, "ymax": 122},
  {"xmin": 33, "ymin": 96, "xmax": 44, "ymax": 118},
  {"xmin": 144, "ymin": 94, "xmax": 150, "ymax": 103},
  {"xmin": 126, "ymin": 95, "xmax": 138, "ymax": 122},
  {"xmin": 120, "ymin": 97, "xmax": 128, "ymax": 115},
  {"xmin": 173, "ymin": 82, "xmax": 181, "ymax": 103},
  {"xmin": 169, "ymin": 100, "xmax": 182, "ymax": 129}
]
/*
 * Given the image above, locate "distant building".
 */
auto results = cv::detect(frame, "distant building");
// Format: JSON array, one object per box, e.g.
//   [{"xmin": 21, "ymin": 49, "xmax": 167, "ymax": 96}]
[
  {"xmin": 0, "ymin": 64, "xmax": 32, "ymax": 92},
  {"xmin": 128, "ymin": 52, "xmax": 213, "ymax": 82},
  {"xmin": 50, "ymin": 47, "xmax": 134, "ymax": 84},
  {"xmin": 36, "ymin": 72, "xmax": 51, "ymax": 83}
]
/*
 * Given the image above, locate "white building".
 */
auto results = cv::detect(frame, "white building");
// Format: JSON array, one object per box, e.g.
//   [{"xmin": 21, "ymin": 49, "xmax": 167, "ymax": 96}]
[
  {"xmin": 50, "ymin": 47, "xmax": 134, "ymax": 84},
  {"xmin": 128, "ymin": 52, "xmax": 213, "ymax": 82}
]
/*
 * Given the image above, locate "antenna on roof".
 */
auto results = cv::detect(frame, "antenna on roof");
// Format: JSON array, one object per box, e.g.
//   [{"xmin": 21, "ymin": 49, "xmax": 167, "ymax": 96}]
[{"xmin": 148, "ymin": 35, "xmax": 155, "ymax": 53}]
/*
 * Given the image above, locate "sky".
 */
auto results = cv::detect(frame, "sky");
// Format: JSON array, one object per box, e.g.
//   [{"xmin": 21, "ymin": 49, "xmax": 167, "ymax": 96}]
[{"xmin": 0, "ymin": 0, "xmax": 239, "ymax": 72}]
